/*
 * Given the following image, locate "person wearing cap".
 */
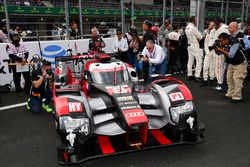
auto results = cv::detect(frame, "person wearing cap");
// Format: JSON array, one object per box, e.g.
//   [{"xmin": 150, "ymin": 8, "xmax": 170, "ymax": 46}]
[
  {"xmin": 141, "ymin": 40, "xmax": 167, "ymax": 82},
  {"xmin": 6, "ymin": 31, "xmax": 31, "ymax": 95},
  {"xmin": 27, "ymin": 60, "xmax": 53, "ymax": 113},
  {"xmin": 89, "ymin": 27, "xmax": 106, "ymax": 52},
  {"xmin": 112, "ymin": 30, "xmax": 129, "ymax": 63},
  {"xmin": 185, "ymin": 16, "xmax": 203, "ymax": 81}
]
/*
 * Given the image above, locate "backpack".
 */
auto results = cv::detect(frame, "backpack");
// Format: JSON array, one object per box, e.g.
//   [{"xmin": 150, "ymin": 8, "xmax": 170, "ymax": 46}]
[{"xmin": 242, "ymin": 34, "xmax": 250, "ymax": 60}]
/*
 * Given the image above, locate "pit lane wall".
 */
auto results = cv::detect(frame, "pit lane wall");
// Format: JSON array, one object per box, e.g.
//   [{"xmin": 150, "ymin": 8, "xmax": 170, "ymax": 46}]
[{"xmin": 0, "ymin": 38, "xmax": 116, "ymax": 86}]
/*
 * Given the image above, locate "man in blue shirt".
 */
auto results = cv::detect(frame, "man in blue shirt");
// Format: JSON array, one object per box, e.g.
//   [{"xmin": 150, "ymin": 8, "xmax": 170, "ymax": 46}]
[{"xmin": 215, "ymin": 32, "xmax": 248, "ymax": 102}]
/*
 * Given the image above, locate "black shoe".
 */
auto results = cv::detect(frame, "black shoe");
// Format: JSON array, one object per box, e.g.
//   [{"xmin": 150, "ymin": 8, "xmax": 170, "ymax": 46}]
[
  {"xmin": 229, "ymin": 99, "xmax": 242, "ymax": 103},
  {"xmin": 200, "ymin": 80, "xmax": 208, "ymax": 87},
  {"xmin": 195, "ymin": 77, "xmax": 202, "ymax": 83},
  {"xmin": 188, "ymin": 76, "xmax": 194, "ymax": 81}
]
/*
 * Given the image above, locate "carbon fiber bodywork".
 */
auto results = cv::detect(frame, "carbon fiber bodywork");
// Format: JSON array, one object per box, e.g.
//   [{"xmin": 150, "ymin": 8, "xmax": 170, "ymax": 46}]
[{"xmin": 53, "ymin": 54, "xmax": 205, "ymax": 164}]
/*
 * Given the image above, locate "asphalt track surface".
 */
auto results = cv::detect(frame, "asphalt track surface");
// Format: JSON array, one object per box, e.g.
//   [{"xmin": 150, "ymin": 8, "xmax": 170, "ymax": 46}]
[{"xmin": 0, "ymin": 74, "xmax": 250, "ymax": 167}]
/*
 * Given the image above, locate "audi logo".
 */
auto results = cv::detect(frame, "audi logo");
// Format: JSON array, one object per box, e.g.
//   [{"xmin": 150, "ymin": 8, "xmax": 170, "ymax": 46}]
[{"xmin": 125, "ymin": 112, "xmax": 145, "ymax": 118}]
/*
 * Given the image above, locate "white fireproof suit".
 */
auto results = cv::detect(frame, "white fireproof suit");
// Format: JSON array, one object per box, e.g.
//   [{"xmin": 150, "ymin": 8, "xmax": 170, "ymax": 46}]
[
  {"xmin": 203, "ymin": 28, "xmax": 216, "ymax": 81},
  {"xmin": 185, "ymin": 23, "xmax": 203, "ymax": 78}
]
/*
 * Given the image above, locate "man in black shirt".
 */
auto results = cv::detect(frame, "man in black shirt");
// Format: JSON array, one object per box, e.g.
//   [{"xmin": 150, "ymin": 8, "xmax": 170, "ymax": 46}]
[
  {"xmin": 88, "ymin": 27, "xmax": 106, "ymax": 52},
  {"xmin": 139, "ymin": 20, "xmax": 155, "ymax": 83},
  {"xmin": 27, "ymin": 60, "xmax": 53, "ymax": 113}
]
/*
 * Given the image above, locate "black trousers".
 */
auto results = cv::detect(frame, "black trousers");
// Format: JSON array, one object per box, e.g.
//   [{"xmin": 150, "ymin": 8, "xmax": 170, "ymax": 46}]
[
  {"xmin": 117, "ymin": 51, "xmax": 129, "ymax": 64},
  {"xmin": 13, "ymin": 71, "xmax": 31, "ymax": 93}
]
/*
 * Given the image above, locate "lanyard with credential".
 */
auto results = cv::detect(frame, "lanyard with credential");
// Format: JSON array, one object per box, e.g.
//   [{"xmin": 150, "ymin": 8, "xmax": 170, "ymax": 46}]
[{"xmin": 149, "ymin": 47, "xmax": 156, "ymax": 59}]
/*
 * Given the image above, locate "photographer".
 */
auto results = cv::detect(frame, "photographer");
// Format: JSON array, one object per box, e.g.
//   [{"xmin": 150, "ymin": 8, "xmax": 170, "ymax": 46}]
[
  {"xmin": 27, "ymin": 60, "xmax": 53, "ymax": 113},
  {"xmin": 140, "ymin": 40, "xmax": 167, "ymax": 82},
  {"xmin": 213, "ymin": 18, "xmax": 229, "ymax": 91},
  {"xmin": 215, "ymin": 33, "xmax": 248, "ymax": 102}
]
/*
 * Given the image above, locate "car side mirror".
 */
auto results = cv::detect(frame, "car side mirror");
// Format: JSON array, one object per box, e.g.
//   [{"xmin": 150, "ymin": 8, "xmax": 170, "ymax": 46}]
[{"xmin": 130, "ymin": 71, "xmax": 137, "ymax": 78}]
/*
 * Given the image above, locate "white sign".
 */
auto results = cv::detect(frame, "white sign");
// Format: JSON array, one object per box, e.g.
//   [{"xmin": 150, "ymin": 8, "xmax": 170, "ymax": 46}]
[
  {"xmin": 0, "ymin": 38, "xmax": 116, "ymax": 86},
  {"xmin": 16, "ymin": 64, "xmax": 29, "ymax": 73}
]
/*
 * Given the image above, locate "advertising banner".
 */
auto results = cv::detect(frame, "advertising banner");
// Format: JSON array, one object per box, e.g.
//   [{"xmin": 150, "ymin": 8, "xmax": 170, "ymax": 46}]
[{"xmin": 0, "ymin": 38, "xmax": 115, "ymax": 86}]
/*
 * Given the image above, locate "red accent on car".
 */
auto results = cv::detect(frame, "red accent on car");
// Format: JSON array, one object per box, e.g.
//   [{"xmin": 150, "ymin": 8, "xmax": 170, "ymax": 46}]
[
  {"xmin": 63, "ymin": 151, "xmax": 68, "ymax": 162},
  {"xmin": 178, "ymin": 84, "xmax": 193, "ymax": 100},
  {"xmin": 139, "ymin": 124, "xmax": 148, "ymax": 145},
  {"xmin": 125, "ymin": 63, "xmax": 133, "ymax": 68},
  {"xmin": 54, "ymin": 97, "xmax": 69, "ymax": 116},
  {"xmin": 84, "ymin": 59, "xmax": 99, "ymax": 71},
  {"xmin": 150, "ymin": 129, "xmax": 172, "ymax": 145},
  {"xmin": 122, "ymin": 109, "xmax": 148, "ymax": 126},
  {"xmin": 97, "ymin": 136, "xmax": 115, "ymax": 154},
  {"xmin": 66, "ymin": 66, "xmax": 73, "ymax": 84},
  {"xmin": 98, "ymin": 54, "xmax": 111, "ymax": 62},
  {"xmin": 55, "ymin": 67, "xmax": 60, "ymax": 75}
]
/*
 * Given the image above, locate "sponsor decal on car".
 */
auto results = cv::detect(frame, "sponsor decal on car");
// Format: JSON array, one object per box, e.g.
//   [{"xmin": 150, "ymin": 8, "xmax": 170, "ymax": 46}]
[
  {"xmin": 125, "ymin": 111, "xmax": 145, "ymax": 118},
  {"xmin": 106, "ymin": 85, "xmax": 132, "ymax": 95},
  {"xmin": 68, "ymin": 102, "xmax": 82, "ymax": 112},
  {"xmin": 169, "ymin": 92, "xmax": 184, "ymax": 102}
]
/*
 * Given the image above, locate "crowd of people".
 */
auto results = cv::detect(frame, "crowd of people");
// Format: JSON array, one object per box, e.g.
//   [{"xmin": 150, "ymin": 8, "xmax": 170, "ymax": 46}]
[
  {"xmin": 2, "ymin": 16, "xmax": 250, "ymax": 114},
  {"xmin": 109, "ymin": 17, "xmax": 249, "ymax": 102}
]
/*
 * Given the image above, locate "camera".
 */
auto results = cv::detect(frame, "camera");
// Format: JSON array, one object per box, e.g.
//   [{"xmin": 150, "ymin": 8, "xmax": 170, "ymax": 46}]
[
  {"xmin": 139, "ymin": 54, "xmax": 144, "ymax": 58},
  {"xmin": 208, "ymin": 40, "xmax": 221, "ymax": 51}
]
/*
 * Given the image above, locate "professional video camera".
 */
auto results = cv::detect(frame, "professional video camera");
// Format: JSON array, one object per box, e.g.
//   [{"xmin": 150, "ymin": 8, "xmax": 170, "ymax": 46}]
[{"xmin": 208, "ymin": 40, "xmax": 221, "ymax": 51}]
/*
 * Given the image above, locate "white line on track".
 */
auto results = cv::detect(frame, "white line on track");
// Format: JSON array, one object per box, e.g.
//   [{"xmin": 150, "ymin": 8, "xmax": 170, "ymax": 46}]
[{"xmin": 0, "ymin": 102, "xmax": 27, "ymax": 111}]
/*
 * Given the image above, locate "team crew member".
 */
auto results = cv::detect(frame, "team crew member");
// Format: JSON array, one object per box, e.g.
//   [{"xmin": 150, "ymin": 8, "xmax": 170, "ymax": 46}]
[
  {"xmin": 213, "ymin": 18, "xmax": 229, "ymax": 91},
  {"xmin": 185, "ymin": 16, "xmax": 203, "ymax": 81},
  {"xmin": 7, "ymin": 31, "xmax": 31, "ymax": 94},
  {"xmin": 27, "ymin": 60, "xmax": 53, "ymax": 113},
  {"xmin": 202, "ymin": 21, "xmax": 216, "ymax": 86},
  {"xmin": 88, "ymin": 27, "xmax": 106, "ymax": 52},
  {"xmin": 141, "ymin": 40, "xmax": 167, "ymax": 81},
  {"xmin": 112, "ymin": 30, "xmax": 129, "ymax": 63},
  {"xmin": 216, "ymin": 33, "xmax": 248, "ymax": 102},
  {"xmin": 167, "ymin": 25, "xmax": 180, "ymax": 74}
]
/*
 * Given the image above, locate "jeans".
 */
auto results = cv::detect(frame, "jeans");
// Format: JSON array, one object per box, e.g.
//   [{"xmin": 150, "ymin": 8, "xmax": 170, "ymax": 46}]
[
  {"xmin": 29, "ymin": 89, "xmax": 52, "ymax": 113},
  {"xmin": 147, "ymin": 58, "xmax": 167, "ymax": 83},
  {"xmin": 128, "ymin": 51, "xmax": 137, "ymax": 67}
]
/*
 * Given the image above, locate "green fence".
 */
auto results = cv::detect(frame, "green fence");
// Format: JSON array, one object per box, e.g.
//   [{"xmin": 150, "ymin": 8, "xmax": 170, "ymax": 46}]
[{"xmin": 0, "ymin": 5, "xmax": 191, "ymax": 17}]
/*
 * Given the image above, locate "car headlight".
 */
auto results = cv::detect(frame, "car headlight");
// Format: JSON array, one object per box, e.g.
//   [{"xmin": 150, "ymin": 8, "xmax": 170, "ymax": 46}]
[
  {"xmin": 59, "ymin": 116, "xmax": 90, "ymax": 135},
  {"xmin": 169, "ymin": 101, "xmax": 194, "ymax": 123}
]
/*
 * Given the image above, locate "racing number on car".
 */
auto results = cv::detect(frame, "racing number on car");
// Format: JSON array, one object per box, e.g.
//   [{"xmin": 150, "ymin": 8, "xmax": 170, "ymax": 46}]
[
  {"xmin": 68, "ymin": 102, "xmax": 82, "ymax": 112},
  {"xmin": 169, "ymin": 92, "xmax": 184, "ymax": 102}
]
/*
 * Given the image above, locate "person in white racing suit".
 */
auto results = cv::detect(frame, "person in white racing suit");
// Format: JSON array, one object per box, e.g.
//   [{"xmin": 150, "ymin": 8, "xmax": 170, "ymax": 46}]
[
  {"xmin": 201, "ymin": 21, "xmax": 217, "ymax": 86},
  {"xmin": 185, "ymin": 16, "xmax": 203, "ymax": 81}
]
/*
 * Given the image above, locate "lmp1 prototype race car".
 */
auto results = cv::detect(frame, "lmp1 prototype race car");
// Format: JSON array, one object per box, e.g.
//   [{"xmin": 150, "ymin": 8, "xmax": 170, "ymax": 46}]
[{"xmin": 53, "ymin": 52, "xmax": 205, "ymax": 164}]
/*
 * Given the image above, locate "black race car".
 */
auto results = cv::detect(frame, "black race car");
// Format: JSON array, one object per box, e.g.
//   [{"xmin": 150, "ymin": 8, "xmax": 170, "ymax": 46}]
[{"xmin": 53, "ymin": 53, "xmax": 205, "ymax": 164}]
